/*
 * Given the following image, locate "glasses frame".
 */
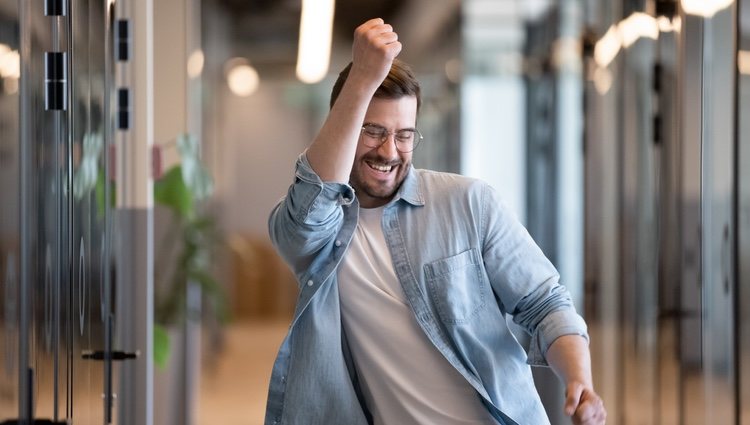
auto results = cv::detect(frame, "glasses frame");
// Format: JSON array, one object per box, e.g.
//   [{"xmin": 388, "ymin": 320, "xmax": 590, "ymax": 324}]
[{"xmin": 360, "ymin": 123, "xmax": 423, "ymax": 153}]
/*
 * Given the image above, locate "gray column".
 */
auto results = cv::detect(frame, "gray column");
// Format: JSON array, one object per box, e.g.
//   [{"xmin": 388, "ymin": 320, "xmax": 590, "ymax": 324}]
[{"xmin": 115, "ymin": 0, "xmax": 154, "ymax": 423}]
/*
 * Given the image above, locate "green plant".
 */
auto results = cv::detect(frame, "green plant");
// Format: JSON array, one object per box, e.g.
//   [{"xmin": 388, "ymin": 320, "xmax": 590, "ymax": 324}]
[{"xmin": 152, "ymin": 134, "xmax": 226, "ymax": 368}]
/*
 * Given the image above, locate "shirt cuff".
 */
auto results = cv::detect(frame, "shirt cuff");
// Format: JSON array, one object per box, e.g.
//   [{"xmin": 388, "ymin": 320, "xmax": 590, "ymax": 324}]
[
  {"xmin": 526, "ymin": 309, "xmax": 589, "ymax": 366},
  {"xmin": 291, "ymin": 153, "xmax": 355, "ymax": 223}
]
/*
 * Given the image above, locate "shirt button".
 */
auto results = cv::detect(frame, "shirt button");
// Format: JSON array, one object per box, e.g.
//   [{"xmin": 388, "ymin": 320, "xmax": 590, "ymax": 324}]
[
  {"xmin": 306, "ymin": 279, "xmax": 314, "ymax": 287},
  {"xmin": 335, "ymin": 240, "xmax": 342, "ymax": 247}
]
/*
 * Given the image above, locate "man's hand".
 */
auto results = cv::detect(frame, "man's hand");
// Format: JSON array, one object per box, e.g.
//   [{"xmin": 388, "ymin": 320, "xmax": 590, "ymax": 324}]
[
  {"xmin": 564, "ymin": 382, "xmax": 607, "ymax": 425},
  {"xmin": 545, "ymin": 334, "xmax": 606, "ymax": 424},
  {"xmin": 350, "ymin": 18, "xmax": 402, "ymax": 91},
  {"xmin": 305, "ymin": 18, "xmax": 402, "ymax": 183}
]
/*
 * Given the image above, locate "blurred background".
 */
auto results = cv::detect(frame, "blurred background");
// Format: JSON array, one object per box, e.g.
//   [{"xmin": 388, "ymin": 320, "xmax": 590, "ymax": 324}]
[{"xmin": 0, "ymin": 0, "xmax": 749, "ymax": 424}]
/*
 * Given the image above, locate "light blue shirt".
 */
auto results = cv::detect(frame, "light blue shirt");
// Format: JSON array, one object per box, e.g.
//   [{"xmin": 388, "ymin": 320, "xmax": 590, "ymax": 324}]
[{"xmin": 265, "ymin": 154, "xmax": 588, "ymax": 425}]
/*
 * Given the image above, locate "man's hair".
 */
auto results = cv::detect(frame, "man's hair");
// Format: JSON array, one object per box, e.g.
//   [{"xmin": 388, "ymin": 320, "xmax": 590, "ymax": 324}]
[{"xmin": 329, "ymin": 59, "xmax": 422, "ymax": 111}]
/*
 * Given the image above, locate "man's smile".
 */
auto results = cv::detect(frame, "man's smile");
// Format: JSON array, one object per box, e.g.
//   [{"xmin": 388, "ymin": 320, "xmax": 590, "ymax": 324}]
[{"xmin": 365, "ymin": 159, "xmax": 399, "ymax": 174}]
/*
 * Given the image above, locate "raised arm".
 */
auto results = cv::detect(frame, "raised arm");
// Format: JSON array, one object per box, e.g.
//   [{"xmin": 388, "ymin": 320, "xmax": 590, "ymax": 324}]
[{"xmin": 306, "ymin": 18, "xmax": 401, "ymax": 182}]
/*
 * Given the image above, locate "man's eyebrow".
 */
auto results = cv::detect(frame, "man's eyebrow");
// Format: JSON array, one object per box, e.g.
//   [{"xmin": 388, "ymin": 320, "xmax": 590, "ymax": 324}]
[{"xmin": 362, "ymin": 122, "xmax": 416, "ymax": 131}]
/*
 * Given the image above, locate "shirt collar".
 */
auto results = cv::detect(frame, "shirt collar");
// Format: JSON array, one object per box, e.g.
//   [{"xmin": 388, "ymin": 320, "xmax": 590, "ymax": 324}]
[{"xmin": 391, "ymin": 165, "xmax": 424, "ymax": 207}]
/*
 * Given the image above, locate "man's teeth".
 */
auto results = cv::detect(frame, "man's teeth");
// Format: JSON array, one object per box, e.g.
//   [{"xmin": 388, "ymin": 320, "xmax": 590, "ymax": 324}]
[{"xmin": 369, "ymin": 163, "xmax": 393, "ymax": 172}]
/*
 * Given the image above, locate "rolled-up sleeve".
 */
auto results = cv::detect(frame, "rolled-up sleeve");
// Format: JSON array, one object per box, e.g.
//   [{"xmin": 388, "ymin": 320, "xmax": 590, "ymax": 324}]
[
  {"xmin": 479, "ymin": 183, "xmax": 588, "ymax": 367},
  {"xmin": 289, "ymin": 153, "xmax": 355, "ymax": 224},
  {"xmin": 526, "ymin": 309, "xmax": 588, "ymax": 366},
  {"xmin": 269, "ymin": 153, "xmax": 354, "ymax": 274}
]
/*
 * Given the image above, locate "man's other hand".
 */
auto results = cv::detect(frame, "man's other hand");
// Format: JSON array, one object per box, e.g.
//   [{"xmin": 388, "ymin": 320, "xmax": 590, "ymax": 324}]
[{"xmin": 564, "ymin": 382, "xmax": 607, "ymax": 425}]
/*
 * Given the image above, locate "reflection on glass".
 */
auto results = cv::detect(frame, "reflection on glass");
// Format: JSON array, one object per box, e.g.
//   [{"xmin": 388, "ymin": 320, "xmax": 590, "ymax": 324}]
[{"xmin": 0, "ymin": 0, "xmax": 20, "ymax": 419}]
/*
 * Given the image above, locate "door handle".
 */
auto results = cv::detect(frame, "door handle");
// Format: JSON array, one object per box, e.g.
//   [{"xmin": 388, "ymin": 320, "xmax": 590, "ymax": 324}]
[{"xmin": 81, "ymin": 350, "xmax": 139, "ymax": 361}]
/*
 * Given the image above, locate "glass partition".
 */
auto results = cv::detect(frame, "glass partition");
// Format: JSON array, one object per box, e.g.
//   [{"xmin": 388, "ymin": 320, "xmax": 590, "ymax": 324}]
[
  {"xmin": 0, "ymin": 0, "xmax": 20, "ymax": 420},
  {"xmin": 0, "ymin": 0, "xmax": 117, "ymax": 422},
  {"xmin": 583, "ymin": 2, "xmax": 740, "ymax": 424},
  {"xmin": 740, "ymin": 0, "xmax": 750, "ymax": 422}
]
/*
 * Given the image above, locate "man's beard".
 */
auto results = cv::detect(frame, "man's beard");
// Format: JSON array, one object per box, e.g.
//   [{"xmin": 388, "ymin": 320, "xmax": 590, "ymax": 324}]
[{"xmin": 350, "ymin": 156, "xmax": 410, "ymax": 205}]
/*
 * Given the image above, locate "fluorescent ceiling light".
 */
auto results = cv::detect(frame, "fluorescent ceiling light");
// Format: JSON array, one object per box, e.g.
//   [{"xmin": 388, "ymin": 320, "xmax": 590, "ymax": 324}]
[
  {"xmin": 657, "ymin": 16, "xmax": 681, "ymax": 33},
  {"xmin": 619, "ymin": 12, "xmax": 658, "ymax": 48},
  {"xmin": 739, "ymin": 51, "xmax": 750, "ymax": 75},
  {"xmin": 593, "ymin": 66, "xmax": 614, "ymax": 95},
  {"xmin": 681, "ymin": 0, "xmax": 734, "ymax": 18},
  {"xmin": 594, "ymin": 25, "xmax": 621, "ymax": 68},
  {"xmin": 296, "ymin": 0, "xmax": 335, "ymax": 84},
  {"xmin": 594, "ymin": 12, "xmax": 660, "ymax": 68}
]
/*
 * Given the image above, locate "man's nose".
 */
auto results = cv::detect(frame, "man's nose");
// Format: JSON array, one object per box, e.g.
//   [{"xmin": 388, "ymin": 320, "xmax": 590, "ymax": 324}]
[{"xmin": 377, "ymin": 134, "xmax": 399, "ymax": 157}]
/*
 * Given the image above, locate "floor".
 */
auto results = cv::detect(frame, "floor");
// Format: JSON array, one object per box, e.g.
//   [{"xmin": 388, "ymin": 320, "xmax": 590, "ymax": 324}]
[
  {"xmin": 198, "ymin": 321, "xmax": 288, "ymax": 425},
  {"xmin": 197, "ymin": 321, "xmax": 747, "ymax": 425}
]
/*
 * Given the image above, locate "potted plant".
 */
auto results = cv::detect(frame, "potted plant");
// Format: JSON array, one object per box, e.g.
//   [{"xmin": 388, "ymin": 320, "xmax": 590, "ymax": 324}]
[{"xmin": 152, "ymin": 133, "xmax": 226, "ymax": 367}]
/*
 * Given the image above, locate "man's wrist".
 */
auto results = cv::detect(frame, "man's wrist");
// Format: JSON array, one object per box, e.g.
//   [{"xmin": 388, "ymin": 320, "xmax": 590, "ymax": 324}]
[{"xmin": 342, "ymin": 67, "xmax": 382, "ymax": 98}]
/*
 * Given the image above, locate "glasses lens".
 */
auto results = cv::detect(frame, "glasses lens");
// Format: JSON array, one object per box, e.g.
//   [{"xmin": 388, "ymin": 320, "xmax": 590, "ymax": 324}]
[
  {"xmin": 395, "ymin": 130, "xmax": 417, "ymax": 152},
  {"xmin": 361, "ymin": 125, "xmax": 386, "ymax": 147},
  {"xmin": 360, "ymin": 125, "xmax": 422, "ymax": 152}
]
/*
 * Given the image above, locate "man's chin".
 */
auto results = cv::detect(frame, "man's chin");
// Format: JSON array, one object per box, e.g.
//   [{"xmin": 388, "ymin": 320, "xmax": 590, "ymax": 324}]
[
  {"xmin": 351, "ymin": 181, "xmax": 397, "ymax": 204},
  {"xmin": 351, "ymin": 169, "xmax": 408, "ymax": 204},
  {"xmin": 362, "ymin": 185, "xmax": 397, "ymax": 200}
]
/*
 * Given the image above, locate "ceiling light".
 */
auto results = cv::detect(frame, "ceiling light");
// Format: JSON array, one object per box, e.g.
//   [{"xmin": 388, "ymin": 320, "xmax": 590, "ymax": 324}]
[
  {"xmin": 739, "ymin": 51, "xmax": 750, "ymax": 75},
  {"xmin": 593, "ymin": 12, "xmax": 661, "ymax": 69},
  {"xmin": 594, "ymin": 25, "xmax": 621, "ymax": 68},
  {"xmin": 227, "ymin": 62, "xmax": 259, "ymax": 97},
  {"xmin": 0, "ymin": 50, "xmax": 20, "ymax": 79},
  {"xmin": 187, "ymin": 50, "xmax": 204, "ymax": 79},
  {"xmin": 619, "ymin": 12, "xmax": 659, "ymax": 48},
  {"xmin": 593, "ymin": 66, "xmax": 613, "ymax": 95},
  {"xmin": 681, "ymin": 0, "xmax": 734, "ymax": 18},
  {"xmin": 657, "ymin": 16, "xmax": 676, "ymax": 32},
  {"xmin": 296, "ymin": 0, "xmax": 335, "ymax": 84}
]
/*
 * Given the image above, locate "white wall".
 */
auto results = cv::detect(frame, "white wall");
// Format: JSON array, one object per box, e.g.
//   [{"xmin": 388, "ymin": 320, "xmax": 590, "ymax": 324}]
[
  {"xmin": 460, "ymin": 76, "xmax": 527, "ymax": 223},
  {"xmin": 217, "ymin": 81, "xmax": 315, "ymax": 238},
  {"xmin": 154, "ymin": 0, "xmax": 186, "ymax": 169}
]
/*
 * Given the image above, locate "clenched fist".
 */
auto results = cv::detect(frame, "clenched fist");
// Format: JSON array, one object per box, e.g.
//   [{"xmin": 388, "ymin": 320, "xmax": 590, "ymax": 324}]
[{"xmin": 349, "ymin": 18, "xmax": 402, "ymax": 91}]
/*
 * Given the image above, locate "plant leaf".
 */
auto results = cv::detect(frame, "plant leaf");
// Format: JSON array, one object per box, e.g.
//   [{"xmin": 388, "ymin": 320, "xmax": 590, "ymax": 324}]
[
  {"xmin": 153, "ymin": 323, "xmax": 171, "ymax": 369},
  {"xmin": 154, "ymin": 165, "xmax": 194, "ymax": 219}
]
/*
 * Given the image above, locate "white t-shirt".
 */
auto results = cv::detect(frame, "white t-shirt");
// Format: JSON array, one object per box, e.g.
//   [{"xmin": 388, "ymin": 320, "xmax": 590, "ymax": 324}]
[{"xmin": 338, "ymin": 206, "xmax": 499, "ymax": 425}]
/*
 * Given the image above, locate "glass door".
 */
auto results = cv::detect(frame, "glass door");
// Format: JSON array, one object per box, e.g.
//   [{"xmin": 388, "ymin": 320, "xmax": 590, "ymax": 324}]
[
  {"xmin": 66, "ymin": 0, "xmax": 115, "ymax": 422},
  {"xmin": 0, "ymin": 0, "xmax": 21, "ymax": 421},
  {"xmin": 584, "ymin": 3, "xmax": 740, "ymax": 424},
  {"xmin": 739, "ymin": 1, "xmax": 750, "ymax": 424},
  {"xmin": 0, "ymin": 0, "xmax": 118, "ymax": 423}
]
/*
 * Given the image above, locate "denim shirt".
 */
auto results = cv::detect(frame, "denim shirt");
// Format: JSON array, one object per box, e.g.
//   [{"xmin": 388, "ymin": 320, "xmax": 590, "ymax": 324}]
[{"xmin": 265, "ymin": 154, "xmax": 588, "ymax": 425}]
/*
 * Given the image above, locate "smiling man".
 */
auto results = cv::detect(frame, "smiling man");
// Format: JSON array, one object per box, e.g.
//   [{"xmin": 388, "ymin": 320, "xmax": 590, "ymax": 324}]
[{"xmin": 265, "ymin": 18, "xmax": 606, "ymax": 425}]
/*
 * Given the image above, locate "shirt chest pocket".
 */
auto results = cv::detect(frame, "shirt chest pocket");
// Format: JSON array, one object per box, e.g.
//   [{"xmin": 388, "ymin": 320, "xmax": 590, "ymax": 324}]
[{"xmin": 423, "ymin": 248, "xmax": 488, "ymax": 325}]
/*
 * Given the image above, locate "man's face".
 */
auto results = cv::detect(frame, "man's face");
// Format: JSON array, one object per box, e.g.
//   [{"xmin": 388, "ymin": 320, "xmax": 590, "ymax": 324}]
[{"xmin": 350, "ymin": 96, "xmax": 418, "ymax": 208}]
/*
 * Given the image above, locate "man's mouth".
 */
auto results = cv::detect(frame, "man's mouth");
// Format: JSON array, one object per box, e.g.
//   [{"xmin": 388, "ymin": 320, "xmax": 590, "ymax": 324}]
[{"xmin": 366, "ymin": 160, "xmax": 397, "ymax": 173}]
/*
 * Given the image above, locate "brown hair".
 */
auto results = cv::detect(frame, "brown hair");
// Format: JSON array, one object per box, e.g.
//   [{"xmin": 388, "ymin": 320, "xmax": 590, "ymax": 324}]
[{"xmin": 329, "ymin": 59, "xmax": 422, "ymax": 111}]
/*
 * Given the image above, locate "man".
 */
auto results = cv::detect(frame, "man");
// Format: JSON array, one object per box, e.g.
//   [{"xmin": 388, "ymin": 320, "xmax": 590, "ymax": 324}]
[{"xmin": 266, "ymin": 18, "xmax": 607, "ymax": 425}]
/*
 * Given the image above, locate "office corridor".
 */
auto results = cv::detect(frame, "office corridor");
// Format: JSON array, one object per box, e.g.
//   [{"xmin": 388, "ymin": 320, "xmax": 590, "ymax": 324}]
[
  {"xmin": 2, "ymin": 0, "xmax": 750, "ymax": 424},
  {"xmin": 198, "ymin": 322, "xmax": 287, "ymax": 425}
]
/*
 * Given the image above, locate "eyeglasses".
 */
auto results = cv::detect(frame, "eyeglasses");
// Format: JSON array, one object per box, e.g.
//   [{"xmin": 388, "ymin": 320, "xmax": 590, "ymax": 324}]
[{"xmin": 360, "ymin": 123, "xmax": 423, "ymax": 153}]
